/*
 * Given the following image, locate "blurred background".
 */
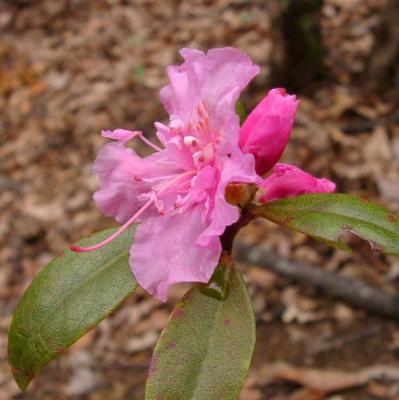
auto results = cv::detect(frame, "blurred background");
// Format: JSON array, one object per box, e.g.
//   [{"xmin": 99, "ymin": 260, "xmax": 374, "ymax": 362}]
[{"xmin": 1, "ymin": 0, "xmax": 399, "ymax": 398}]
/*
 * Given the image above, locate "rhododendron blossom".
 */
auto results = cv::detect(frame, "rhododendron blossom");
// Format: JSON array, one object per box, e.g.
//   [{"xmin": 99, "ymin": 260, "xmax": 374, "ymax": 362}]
[
  {"xmin": 73, "ymin": 48, "xmax": 261, "ymax": 300},
  {"xmin": 72, "ymin": 47, "xmax": 335, "ymax": 301}
]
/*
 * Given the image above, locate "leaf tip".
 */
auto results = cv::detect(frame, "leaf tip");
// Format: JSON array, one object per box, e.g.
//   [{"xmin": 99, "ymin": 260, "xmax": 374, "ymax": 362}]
[{"xmin": 11, "ymin": 367, "xmax": 34, "ymax": 392}]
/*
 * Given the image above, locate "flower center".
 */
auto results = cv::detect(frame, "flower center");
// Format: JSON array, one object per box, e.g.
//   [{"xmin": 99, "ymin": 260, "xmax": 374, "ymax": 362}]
[{"xmin": 171, "ymin": 100, "xmax": 217, "ymax": 170}]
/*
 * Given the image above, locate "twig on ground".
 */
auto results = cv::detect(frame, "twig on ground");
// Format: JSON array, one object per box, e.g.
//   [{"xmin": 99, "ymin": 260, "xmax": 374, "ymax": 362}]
[
  {"xmin": 307, "ymin": 324, "xmax": 383, "ymax": 355},
  {"xmin": 234, "ymin": 242, "xmax": 399, "ymax": 320},
  {"xmin": 258, "ymin": 362, "xmax": 399, "ymax": 393}
]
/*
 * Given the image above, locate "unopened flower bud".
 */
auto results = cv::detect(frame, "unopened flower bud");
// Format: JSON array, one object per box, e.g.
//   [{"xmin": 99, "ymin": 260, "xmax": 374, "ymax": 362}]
[{"xmin": 239, "ymin": 88, "xmax": 299, "ymax": 175}]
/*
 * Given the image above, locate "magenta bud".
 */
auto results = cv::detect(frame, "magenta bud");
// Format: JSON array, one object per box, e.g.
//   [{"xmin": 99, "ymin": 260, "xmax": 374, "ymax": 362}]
[{"xmin": 239, "ymin": 88, "xmax": 299, "ymax": 175}]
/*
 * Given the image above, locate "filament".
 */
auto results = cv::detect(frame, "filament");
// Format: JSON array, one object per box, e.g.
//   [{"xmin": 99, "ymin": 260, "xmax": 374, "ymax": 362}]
[
  {"xmin": 70, "ymin": 199, "xmax": 153, "ymax": 253},
  {"xmin": 70, "ymin": 170, "xmax": 196, "ymax": 253}
]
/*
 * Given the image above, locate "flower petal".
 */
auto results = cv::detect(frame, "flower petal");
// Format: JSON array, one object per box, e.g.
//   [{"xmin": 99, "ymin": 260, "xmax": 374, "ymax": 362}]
[
  {"xmin": 198, "ymin": 149, "xmax": 261, "ymax": 245},
  {"xmin": 93, "ymin": 143, "xmax": 179, "ymax": 223},
  {"xmin": 260, "ymin": 163, "xmax": 336, "ymax": 203},
  {"xmin": 101, "ymin": 128, "xmax": 138, "ymax": 143},
  {"xmin": 93, "ymin": 143, "xmax": 149, "ymax": 223},
  {"xmin": 130, "ymin": 204, "xmax": 221, "ymax": 301},
  {"xmin": 239, "ymin": 88, "xmax": 299, "ymax": 175},
  {"xmin": 160, "ymin": 47, "xmax": 260, "ymax": 151}
]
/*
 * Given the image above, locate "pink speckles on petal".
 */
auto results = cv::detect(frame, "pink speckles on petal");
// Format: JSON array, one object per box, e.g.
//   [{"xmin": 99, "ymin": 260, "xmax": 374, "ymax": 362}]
[
  {"xmin": 260, "ymin": 163, "xmax": 336, "ymax": 203},
  {"xmin": 93, "ymin": 143, "xmax": 153, "ymax": 224}
]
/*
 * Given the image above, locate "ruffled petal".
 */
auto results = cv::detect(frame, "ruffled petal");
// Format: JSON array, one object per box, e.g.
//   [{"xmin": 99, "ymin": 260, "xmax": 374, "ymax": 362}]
[
  {"xmin": 160, "ymin": 48, "xmax": 260, "ymax": 151},
  {"xmin": 101, "ymin": 128, "xmax": 138, "ymax": 143},
  {"xmin": 260, "ymin": 163, "xmax": 336, "ymax": 202},
  {"xmin": 93, "ymin": 143, "xmax": 149, "ymax": 223},
  {"xmin": 130, "ymin": 204, "xmax": 221, "ymax": 301},
  {"xmin": 93, "ymin": 142, "xmax": 181, "ymax": 224},
  {"xmin": 239, "ymin": 88, "xmax": 299, "ymax": 175},
  {"xmin": 198, "ymin": 149, "xmax": 261, "ymax": 245}
]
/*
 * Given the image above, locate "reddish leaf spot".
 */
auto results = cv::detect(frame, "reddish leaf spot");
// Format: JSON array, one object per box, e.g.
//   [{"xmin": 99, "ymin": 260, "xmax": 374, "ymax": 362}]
[
  {"xmin": 148, "ymin": 355, "xmax": 158, "ymax": 379},
  {"xmin": 224, "ymin": 319, "xmax": 230, "ymax": 326},
  {"xmin": 172, "ymin": 308, "xmax": 184, "ymax": 320},
  {"xmin": 11, "ymin": 366, "xmax": 19, "ymax": 374},
  {"xmin": 86, "ymin": 324, "xmax": 96, "ymax": 333},
  {"xmin": 56, "ymin": 348, "xmax": 65, "ymax": 355},
  {"xmin": 182, "ymin": 290, "xmax": 193, "ymax": 301},
  {"xmin": 281, "ymin": 216, "xmax": 293, "ymax": 226},
  {"xmin": 387, "ymin": 213, "xmax": 398, "ymax": 223},
  {"xmin": 167, "ymin": 342, "xmax": 176, "ymax": 350},
  {"xmin": 24, "ymin": 368, "xmax": 35, "ymax": 380}
]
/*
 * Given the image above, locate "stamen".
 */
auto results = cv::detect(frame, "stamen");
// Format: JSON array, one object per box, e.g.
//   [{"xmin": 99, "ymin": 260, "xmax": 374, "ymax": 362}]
[
  {"xmin": 184, "ymin": 136, "xmax": 198, "ymax": 147},
  {"xmin": 197, "ymin": 101, "xmax": 208, "ymax": 119},
  {"xmin": 153, "ymin": 196, "xmax": 165, "ymax": 214},
  {"xmin": 70, "ymin": 199, "xmax": 153, "ymax": 253},
  {"xmin": 136, "ymin": 132, "xmax": 163, "ymax": 152},
  {"xmin": 156, "ymin": 170, "xmax": 197, "ymax": 196},
  {"xmin": 193, "ymin": 151, "xmax": 205, "ymax": 167},
  {"xmin": 198, "ymin": 119, "xmax": 209, "ymax": 133},
  {"xmin": 169, "ymin": 115, "xmax": 184, "ymax": 129},
  {"xmin": 195, "ymin": 122, "xmax": 203, "ymax": 135},
  {"xmin": 102, "ymin": 129, "xmax": 163, "ymax": 152},
  {"xmin": 169, "ymin": 116, "xmax": 184, "ymax": 135},
  {"xmin": 175, "ymin": 195, "xmax": 182, "ymax": 205},
  {"xmin": 71, "ymin": 170, "xmax": 197, "ymax": 253},
  {"xmin": 203, "ymin": 144, "xmax": 214, "ymax": 161}
]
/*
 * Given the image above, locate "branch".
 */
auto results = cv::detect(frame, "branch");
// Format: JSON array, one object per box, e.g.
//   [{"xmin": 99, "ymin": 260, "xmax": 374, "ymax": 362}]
[
  {"xmin": 259, "ymin": 362, "xmax": 399, "ymax": 393},
  {"xmin": 234, "ymin": 241, "xmax": 399, "ymax": 320}
]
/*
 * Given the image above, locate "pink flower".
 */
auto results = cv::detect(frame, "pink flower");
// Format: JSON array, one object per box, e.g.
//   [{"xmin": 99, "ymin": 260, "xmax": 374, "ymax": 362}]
[
  {"xmin": 71, "ymin": 47, "xmax": 336, "ymax": 301},
  {"xmin": 260, "ymin": 163, "xmax": 336, "ymax": 202},
  {"xmin": 72, "ymin": 48, "xmax": 260, "ymax": 301},
  {"xmin": 239, "ymin": 88, "xmax": 299, "ymax": 175}
]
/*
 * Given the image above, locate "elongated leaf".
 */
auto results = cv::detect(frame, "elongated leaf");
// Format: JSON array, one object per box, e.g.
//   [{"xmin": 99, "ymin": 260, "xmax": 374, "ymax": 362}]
[
  {"xmin": 145, "ymin": 267, "xmax": 255, "ymax": 400},
  {"xmin": 255, "ymin": 194, "xmax": 399, "ymax": 254},
  {"xmin": 8, "ymin": 228, "xmax": 136, "ymax": 391}
]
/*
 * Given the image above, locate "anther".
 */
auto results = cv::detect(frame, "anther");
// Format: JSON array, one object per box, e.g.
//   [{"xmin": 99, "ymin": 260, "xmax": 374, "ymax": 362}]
[
  {"xmin": 184, "ymin": 136, "xmax": 198, "ymax": 147},
  {"xmin": 193, "ymin": 151, "xmax": 205, "ymax": 167}
]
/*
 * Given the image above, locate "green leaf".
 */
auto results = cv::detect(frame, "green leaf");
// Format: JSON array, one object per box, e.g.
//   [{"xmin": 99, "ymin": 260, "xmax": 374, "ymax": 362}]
[
  {"xmin": 199, "ymin": 259, "xmax": 231, "ymax": 301},
  {"xmin": 235, "ymin": 100, "xmax": 247, "ymax": 125},
  {"xmin": 8, "ymin": 228, "xmax": 136, "ymax": 391},
  {"xmin": 255, "ymin": 193, "xmax": 399, "ymax": 255},
  {"xmin": 145, "ymin": 267, "xmax": 255, "ymax": 400}
]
